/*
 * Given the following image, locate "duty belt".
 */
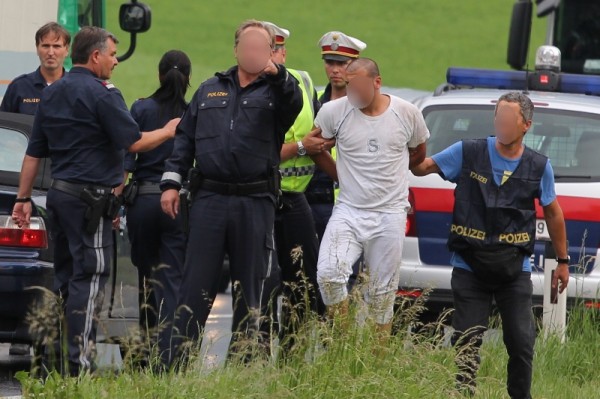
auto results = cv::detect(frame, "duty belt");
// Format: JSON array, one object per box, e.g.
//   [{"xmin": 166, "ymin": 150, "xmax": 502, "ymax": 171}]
[
  {"xmin": 280, "ymin": 165, "xmax": 316, "ymax": 178},
  {"xmin": 200, "ymin": 179, "xmax": 272, "ymax": 196},
  {"xmin": 51, "ymin": 179, "xmax": 111, "ymax": 197},
  {"xmin": 137, "ymin": 181, "xmax": 162, "ymax": 195}
]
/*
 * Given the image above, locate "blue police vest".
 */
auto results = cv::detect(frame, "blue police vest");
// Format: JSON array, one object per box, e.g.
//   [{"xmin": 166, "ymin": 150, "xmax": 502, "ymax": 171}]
[{"xmin": 447, "ymin": 139, "xmax": 547, "ymax": 255}]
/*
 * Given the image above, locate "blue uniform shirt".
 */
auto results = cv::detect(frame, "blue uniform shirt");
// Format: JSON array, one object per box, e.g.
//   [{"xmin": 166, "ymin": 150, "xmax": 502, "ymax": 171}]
[
  {"xmin": 125, "ymin": 98, "xmax": 179, "ymax": 183},
  {"xmin": 0, "ymin": 67, "xmax": 61, "ymax": 115},
  {"xmin": 432, "ymin": 136, "xmax": 556, "ymax": 272},
  {"xmin": 26, "ymin": 67, "xmax": 141, "ymax": 187}
]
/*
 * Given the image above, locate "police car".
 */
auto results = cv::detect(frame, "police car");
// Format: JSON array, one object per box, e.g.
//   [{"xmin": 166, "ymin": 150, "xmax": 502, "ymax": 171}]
[{"xmin": 399, "ymin": 45, "xmax": 600, "ymax": 323}]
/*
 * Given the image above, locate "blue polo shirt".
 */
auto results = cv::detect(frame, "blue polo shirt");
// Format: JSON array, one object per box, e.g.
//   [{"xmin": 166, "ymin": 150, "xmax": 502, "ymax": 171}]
[
  {"xmin": 26, "ymin": 67, "xmax": 142, "ymax": 187},
  {"xmin": 124, "ymin": 98, "xmax": 182, "ymax": 183},
  {"xmin": 432, "ymin": 136, "xmax": 556, "ymax": 272},
  {"xmin": 0, "ymin": 67, "xmax": 63, "ymax": 115}
]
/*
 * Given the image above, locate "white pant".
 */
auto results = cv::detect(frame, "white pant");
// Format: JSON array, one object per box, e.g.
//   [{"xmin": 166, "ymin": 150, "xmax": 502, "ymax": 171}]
[{"xmin": 317, "ymin": 203, "xmax": 407, "ymax": 324}]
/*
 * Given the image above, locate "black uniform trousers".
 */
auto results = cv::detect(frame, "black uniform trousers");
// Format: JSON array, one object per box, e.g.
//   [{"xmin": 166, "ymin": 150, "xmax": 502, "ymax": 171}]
[
  {"xmin": 171, "ymin": 191, "xmax": 275, "ymax": 364},
  {"xmin": 260, "ymin": 192, "xmax": 325, "ymax": 353},
  {"xmin": 450, "ymin": 268, "xmax": 535, "ymax": 399},
  {"xmin": 126, "ymin": 192, "xmax": 185, "ymax": 366},
  {"xmin": 46, "ymin": 188, "xmax": 112, "ymax": 376}
]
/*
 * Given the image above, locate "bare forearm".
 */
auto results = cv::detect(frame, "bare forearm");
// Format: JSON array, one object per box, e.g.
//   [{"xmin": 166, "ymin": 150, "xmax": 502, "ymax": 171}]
[
  {"xmin": 281, "ymin": 142, "xmax": 299, "ymax": 162},
  {"xmin": 17, "ymin": 155, "xmax": 41, "ymax": 197},
  {"xmin": 310, "ymin": 152, "xmax": 337, "ymax": 182},
  {"xmin": 544, "ymin": 203, "xmax": 568, "ymax": 259},
  {"xmin": 128, "ymin": 128, "xmax": 171, "ymax": 153},
  {"xmin": 410, "ymin": 158, "xmax": 440, "ymax": 176},
  {"xmin": 409, "ymin": 144, "xmax": 426, "ymax": 169}
]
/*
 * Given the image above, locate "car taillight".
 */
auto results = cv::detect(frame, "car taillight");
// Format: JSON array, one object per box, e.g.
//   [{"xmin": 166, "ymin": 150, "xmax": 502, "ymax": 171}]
[
  {"xmin": 584, "ymin": 301, "xmax": 600, "ymax": 310},
  {"xmin": 396, "ymin": 289, "xmax": 423, "ymax": 298},
  {"xmin": 406, "ymin": 188, "xmax": 417, "ymax": 237},
  {"xmin": 0, "ymin": 215, "xmax": 48, "ymax": 249}
]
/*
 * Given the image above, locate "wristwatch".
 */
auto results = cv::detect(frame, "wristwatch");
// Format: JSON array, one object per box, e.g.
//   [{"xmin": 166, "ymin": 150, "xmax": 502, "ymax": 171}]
[
  {"xmin": 297, "ymin": 140, "xmax": 307, "ymax": 156},
  {"xmin": 556, "ymin": 256, "xmax": 570, "ymax": 264}
]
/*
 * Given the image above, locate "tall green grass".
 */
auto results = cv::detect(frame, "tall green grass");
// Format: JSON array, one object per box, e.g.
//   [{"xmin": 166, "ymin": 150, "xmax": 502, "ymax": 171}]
[{"xmin": 17, "ymin": 291, "xmax": 600, "ymax": 399}]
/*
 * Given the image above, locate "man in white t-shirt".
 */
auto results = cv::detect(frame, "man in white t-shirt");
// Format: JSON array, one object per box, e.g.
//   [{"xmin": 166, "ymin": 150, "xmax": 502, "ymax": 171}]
[{"xmin": 314, "ymin": 58, "xmax": 430, "ymax": 336}]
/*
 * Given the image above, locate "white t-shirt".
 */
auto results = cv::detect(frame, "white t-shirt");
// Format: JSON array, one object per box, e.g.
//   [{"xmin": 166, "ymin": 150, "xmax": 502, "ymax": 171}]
[{"xmin": 315, "ymin": 94, "xmax": 430, "ymax": 212}]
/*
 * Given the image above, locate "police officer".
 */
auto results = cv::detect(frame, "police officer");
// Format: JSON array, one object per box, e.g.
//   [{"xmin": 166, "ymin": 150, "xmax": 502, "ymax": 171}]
[
  {"xmin": 11, "ymin": 27, "xmax": 180, "ymax": 376},
  {"xmin": 123, "ymin": 50, "xmax": 191, "ymax": 368},
  {"xmin": 259, "ymin": 22, "xmax": 337, "ymax": 355},
  {"xmin": 1, "ymin": 21, "xmax": 71, "ymax": 357},
  {"xmin": 0, "ymin": 22, "xmax": 70, "ymax": 114},
  {"xmin": 160, "ymin": 20, "xmax": 303, "ymax": 364},
  {"xmin": 305, "ymin": 31, "xmax": 367, "ymax": 241},
  {"xmin": 411, "ymin": 92, "xmax": 570, "ymax": 398}
]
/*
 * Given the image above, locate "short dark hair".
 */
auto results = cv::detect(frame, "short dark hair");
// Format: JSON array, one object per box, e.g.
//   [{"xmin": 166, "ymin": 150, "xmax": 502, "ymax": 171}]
[
  {"xmin": 346, "ymin": 57, "xmax": 380, "ymax": 78},
  {"xmin": 71, "ymin": 26, "xmax": 118, "ymax": 65},
  {"xmin": 495, "ymin": 92, "xmax": 534, "ymax": 122},
  {"xmin": 35, "ymin": 22, "xmax": 71, "ymax": 46}
]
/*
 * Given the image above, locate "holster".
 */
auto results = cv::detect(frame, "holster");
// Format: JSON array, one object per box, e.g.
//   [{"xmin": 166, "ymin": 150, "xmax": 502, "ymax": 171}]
[
  {"xmin": 80, "ymin": 188, "xmax": 108, "ymax": 235},
  {"xmin": 122, "ymin": 181, "xmax": 139, "ymax": 206},
  {"xmin": 187, "ymin": 168, "xmax": 203, "ymax": 197},
  {"xmin": 179, "ymin": 188, "xmax": 190, "ymax": 234},
  {"xmin": 180, "ymin": 168, "xmax": 202, "ymax": 234}
]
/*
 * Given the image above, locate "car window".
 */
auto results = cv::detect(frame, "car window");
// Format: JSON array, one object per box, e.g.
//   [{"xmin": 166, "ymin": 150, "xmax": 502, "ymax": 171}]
[
  {"xmin": 0, "ymin": 127, "xmax": 27, "ymax": 172},
  {"xmin": 423, "ymin": 104, "xmax": 600, "ymax": 180}
]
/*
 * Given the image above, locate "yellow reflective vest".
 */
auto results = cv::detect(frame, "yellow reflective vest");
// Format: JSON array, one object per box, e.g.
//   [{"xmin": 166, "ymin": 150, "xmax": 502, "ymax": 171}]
[{"xmin": 280, "ymin": 68, "xmax": 317, "ymax": 193}]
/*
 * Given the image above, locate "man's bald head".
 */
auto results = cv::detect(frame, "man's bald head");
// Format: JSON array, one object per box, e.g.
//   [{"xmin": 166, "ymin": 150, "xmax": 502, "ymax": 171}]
[{"xmin": 346, "ymin": 57, "xmax": 380, "ymax": 78}]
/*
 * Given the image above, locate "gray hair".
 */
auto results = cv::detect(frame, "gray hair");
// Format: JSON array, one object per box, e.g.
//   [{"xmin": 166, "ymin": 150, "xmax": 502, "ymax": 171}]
[
  {"xmin": 71, "ymin": 26, "xmax": 118, "ymax": 64},
  {"xmin": 234, "ymin": 20, "xmax": 275, "ymax": 49},
  {"xmin": 495, "ymin": 92, "xmax": 534, "ymax": 122}
]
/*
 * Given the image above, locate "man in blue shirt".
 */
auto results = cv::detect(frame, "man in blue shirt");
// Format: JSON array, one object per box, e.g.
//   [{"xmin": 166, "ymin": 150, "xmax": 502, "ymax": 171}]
[
  {"xmin": 11, "ymin": 27, "xmax": 179, "ymax": 376},
  {"xmin": 411, "ymin": 92, "xmax": 569, "ymax": 399},
  {"xmin": 0, "ymin": 22, "xmax": 70, "ymax": 115}
]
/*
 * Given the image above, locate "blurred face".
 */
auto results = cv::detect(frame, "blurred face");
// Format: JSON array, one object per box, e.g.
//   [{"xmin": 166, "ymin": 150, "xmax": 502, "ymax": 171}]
[
  {"xmin": 324, "ymin": 59, "xmax": 351, "ymax": 90},
  {"xmin": 93, "ymin": 38, "xmax": 118, "ymax": 80},
  {"xmin": 345, "ymin": 68, "xmax": 380, "ymax": 109},
  {"xmin": 494, "ymin": 101, "xmax": 531, "ymax": 146},
  {"xmin": 235, "ymin": 27, "xmax": 273, "ymax": 74},
  {"xmin": 36, "ymin": 32, "xmax": 69, "ymax": 72}
]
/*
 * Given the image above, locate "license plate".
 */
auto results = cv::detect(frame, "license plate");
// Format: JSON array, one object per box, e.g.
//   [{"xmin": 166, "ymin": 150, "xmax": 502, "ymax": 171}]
[{"xmin": 535, "ymin": 219, "xmax": 551, "ymax": 241}]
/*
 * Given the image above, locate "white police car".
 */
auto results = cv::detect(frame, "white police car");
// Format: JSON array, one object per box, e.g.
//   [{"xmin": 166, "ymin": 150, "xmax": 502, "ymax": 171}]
[{"xmin": 399, "ymin": 46, "xmax": 600, "ymax": 323}]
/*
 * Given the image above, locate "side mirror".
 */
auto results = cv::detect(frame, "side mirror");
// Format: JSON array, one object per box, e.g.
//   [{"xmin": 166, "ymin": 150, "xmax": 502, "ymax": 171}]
[
  {"xmin": 119, "ymin": 1, "xmax": 151, "ymax": 33},
  {"xmin": 117, "ymin": 1, "xmax": 151, "ymax": 62},
  {"xmin": 507, "ymin": 0, "xmax": 533, "ymax": 70}
]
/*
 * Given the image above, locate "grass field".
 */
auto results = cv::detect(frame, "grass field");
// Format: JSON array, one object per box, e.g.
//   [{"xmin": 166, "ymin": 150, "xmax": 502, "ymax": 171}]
[
  {"xmin": 16, "ymin": 296, "xmax": 600, "ymax": 399},
  {"xmin": 104, "ymin": 0, "xmax": 547, "ymax": 106}
]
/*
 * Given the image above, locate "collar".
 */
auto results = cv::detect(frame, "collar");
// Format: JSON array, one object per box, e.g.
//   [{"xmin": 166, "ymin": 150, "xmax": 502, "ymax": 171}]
[
  {"xmin": 31, "ymin": 67, "xmax": 47, "ymax": 87},
  {"xmin": 216, "ymin": 65, "xmax": 266, "ymax": 88},
  {"xmin": 33, "ymin": 66, "xmax": 67, "ymax": 86},
  {"xmin": 319, "ymin": 83, "xmax": 332, "ymax": 103},
  {"xmin": 69, "ymin": 66, "xmax": 99, "ymax": 78}
]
